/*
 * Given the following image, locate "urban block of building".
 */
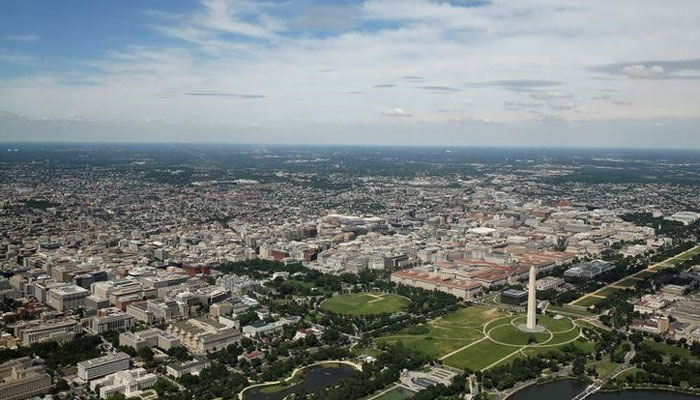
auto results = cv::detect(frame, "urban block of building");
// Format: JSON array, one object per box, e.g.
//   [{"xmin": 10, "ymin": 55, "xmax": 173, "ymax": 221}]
[{"xmin": 119, "ymin": 328, "xmax": 181, "ymax": 351}]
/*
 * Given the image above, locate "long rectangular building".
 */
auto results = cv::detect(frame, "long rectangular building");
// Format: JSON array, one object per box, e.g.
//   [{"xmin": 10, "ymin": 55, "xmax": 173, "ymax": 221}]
[
  {"xmin": 0, "ymin": 357, "xmax": 53, "ymax": 400},
  {"xmin": 391, "ymin": 267, "xmax": 482, "ymax": 299},
  {"xmin": 77, "ymin": 352, "xmax": 131, "ymax": 381},
  {"xmin": 14, "ymin": 318, "xmax": 82, "ymax": 346}
]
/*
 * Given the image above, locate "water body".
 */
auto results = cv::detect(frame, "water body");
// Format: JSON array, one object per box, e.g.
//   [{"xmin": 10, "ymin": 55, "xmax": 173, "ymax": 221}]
[
  {"xmin": 508, "ymin": 379, "xmax": 700, "ymax": 400},
  {"xmin": 508, "ymin": 378, "xmax": 587, "ymax": 400},
  {"xmin": 590, "ymin": 391, "xmax": 700, "ymax": 400},
  {"xmin": 243, "ymin": 363, "xmax": 358, "ymax": 400}
]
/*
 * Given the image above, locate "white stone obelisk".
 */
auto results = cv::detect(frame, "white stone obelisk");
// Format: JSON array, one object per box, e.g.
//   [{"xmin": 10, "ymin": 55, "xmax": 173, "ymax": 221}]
[{"xmin": 526, "ymin": 266, "xmax": 537, "ymax": 330}]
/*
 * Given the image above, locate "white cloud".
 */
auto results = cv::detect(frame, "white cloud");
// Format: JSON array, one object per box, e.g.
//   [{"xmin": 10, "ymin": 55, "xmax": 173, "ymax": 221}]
[
  {"xmin": 4, "ymin": 34, "xmax": 41, "ymax": 43},
  {"xmin": 613, "ymin": 100, "xmax": 634, "ymax": 106},
  {"xmin": 530, "ymin": 91, "xmax": 573, "ymax": 100},
  {"xmin": 621, "ymin": 64, "xmax": 664, "ymax": 79},
  {"xmin": 382, "ymin": 108, "xmax": 412, "ymax": 117},
  {"xmin": 448, "ymin": 116, "xmax": 491, "ymax": 124},
  {"xmin": 547, "ymin": 100, "xmax": 576, "ymax": 110},
  {"xmin": 505, "ymin": 100, "xmax": 544, "ymax": 110}
]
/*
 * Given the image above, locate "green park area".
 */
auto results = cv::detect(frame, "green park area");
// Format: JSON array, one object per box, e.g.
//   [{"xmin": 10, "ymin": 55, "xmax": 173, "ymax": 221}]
[
  {"xmin": 375, "ymin": 306, "xmax": 495, "ymax": 358},
  {"xmin": 615, "ymin": 278, "xmax": 641, "ymax": 288},
  {"xmin": 596, "ymin": 287, "xmax": 622, "ymax": 297},
  {"xmin": 641, "ymin": 340, "xmax": 697, "ymax": 362},
  {"xmin": 635, "ymin": 270, "xmax": 657, "ymax": 279},
  {"xmin": 546, "ymin": 304, "xmax": 594, "ymax": 317},
  {"xmin": 320, "ymin": 293, "xmax": 411, "ymax": 316},
  {"xmin": 372, "ymin": 386, "xmax": 415, "ymax": 400},
  {"xmin": 572, "ymin": 296, "xmax": 604, "ymax": 308},
  {"xmin": 376, "ymin": 306, "xmax": 583, "ymax": 372}
]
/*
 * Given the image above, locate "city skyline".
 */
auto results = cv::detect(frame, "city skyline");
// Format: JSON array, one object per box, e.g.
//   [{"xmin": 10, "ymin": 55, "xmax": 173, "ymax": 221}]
[{"xmin": 2, "ymin": 1, "xmax": 700, "ymax": 148}]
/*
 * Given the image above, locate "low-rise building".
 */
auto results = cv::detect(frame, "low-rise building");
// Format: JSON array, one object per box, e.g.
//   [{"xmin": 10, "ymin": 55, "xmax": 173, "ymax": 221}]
[
  {"xmin": 391, "ymin": 267, "xmax": 482, "ymax": 299},
  {"xmin": 77, "ymin": 352, "xmax": 131, "ymax": 381},
  {"xmin": 89, "ymin": 368, "xmax": 157, "ymax": 399},
  {"xmin": 0, "ymin": 357, "xmax": 53, "ymax": 400},
  {"xmin": 238, "ymin": 350, "xmax": 264, "ymax": 362},
  {"xmin": 147, "ymin": 299, "xmax": 179, "ymax": 321},
  {"xmin": 620, "ymin": 244, "xmax": 648, "ymax": 258},
  {"xmin": 47, "ymin": 284, "xmax": 89, "ymax": 311},
  {"xmin": 535, "ymin": 276, "xmax": 565, "ymax": 291},
  {"xmin": 167, "ymin": 317, "xmax": 241, "ymax": 354},
  {"xmin": 500, "ymin": 289, "xmax": 528, "ymax": 305},
  {"xmin": 668, "ymin": 211, "xmax": 700, "ymax": 225},
  {"xmin": 563, "ymin": 260, "xmax": 613, "ymax": 279},
  {"xmin": 634, "ymin": 294, "xmax": 672, "ymax": 315},
  {"xmin": 660, "ymin": 284, "xmax": 688, "ymax": 296},
  {"xmin": 166, "ymin": 356, "xmax": 210, "ymax": 378},
  {"xmin": 670, "ymin": 294, "xmax": 700, "ymax": 325},
  {"xmin": 126, "ymin": 301, "xmax": 154, "ymax": 324},
  {"xmin": 14, "ymin": 318, "xmax": 82, "ymax": 346},
  {"xmin": 119, "ymin": 328, "xmax": 180, "ymax": 351},
  {"xmin": 89, "ymin": 311, "xmax": 136, "ymax": 334}
]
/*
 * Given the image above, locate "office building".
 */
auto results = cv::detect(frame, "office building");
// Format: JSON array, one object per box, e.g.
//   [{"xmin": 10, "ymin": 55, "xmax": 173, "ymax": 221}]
[
  {"xmin": 77, "ymin": 352, "xmax": 131, "ymax": 381},
  {"xmin": 15, "ymin": 318, "xmax": 83, "ymax": 346},
  {"xmin": 89, "ymin": 311, "xmax": 136, "ymax": 334},
  {"xmin": 89, "ymin": 368, "xmax": 157, "ymax": 399},
  {"xmin": 500, "ymin": 289, "xmax": 528, "ymax": 305},
  {"xmin": 47, "ymin": 284, "xmax": 89, "ymax": 311},
  {"xmin": 166, "ymin": 356, "xmax": 210, "ymax": 378},
  {"xmin": 0, "ymin": 357, "xmax": 53, "ymax": 400},
  {"xmin": 167, "ymin": 317, "xmax": 241, "ymax": 354},
  {"xmin": 563, "ymin": 260, "xmax": 613, "ymax": 279},
  {"xmin": 535, "ymin": 276, "xmax": 565, "ymax": 291},
  {"xmin": 119, "ymin": 328, "xmax": 180, "ymax": 351},
  {"xmin": 126, "ymin": 301, "xmax": 154, "ymax": 324}
]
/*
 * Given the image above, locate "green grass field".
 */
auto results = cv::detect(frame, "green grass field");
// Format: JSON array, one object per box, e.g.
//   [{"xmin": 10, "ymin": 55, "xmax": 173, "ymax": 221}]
[
  {"xmin": 543, "ymin": 327, "xmax": 581, "ymax": 345},
  {"xmin": 572, "ymin": 296, "xmax": 604, "ymax": 308},
  {"xmin": 442, "ymin": 313, "xmax": 582, "ymax": 370},
  {"xmin": 376, "ymin": 306, "xmax": 503, "ymax": 358},
  {"xmin": 642, "ymin": 340, "xmax": 698, "ymax": 362},
  {"xmin": 376, "ymin": 334, "xmax": 479, "ymax": 359},
  {"xmin": 376, "ymin": 305, "xmax": 582, "ymax": 372},
  {"xmin": 592, "ymin": 361, "xmax": 617, "ymax": 378},
  {"xmin": 320, "ymin": 293, "xmax": 410, "ymax": 315},
  {"xmin": 438, "ymin": 306, "xmax": 507, "ymax": 327},
  {"xmin": 372, "ymin": 386, "xmax": 415, "ymax": 400},
  {"xmin": 615, "ymin": 278, "xmax": 640, "ymax": 288},
  {"xmin": 547, "ymin": 305, "xmax": 594, "ymax": 317},
  {"xmin": 443, "ymin": 339, "xmax": 520, "ymax": 370},
  {"xmin": 635, "ymin": 270, "xmax": 657, "ymax": 279},
  {"xmin": 611, "ymin": 367, "xmax": 642, "ymax": 384},
  {"xmin": 596, "ymin": 287, "xmax": 622, "ymax": 297},
  {"xmin": 535, "ymin": 315, "xmax": 576, "ymax": 332},
  {"xmin": 483, "ymin": 316, "xmax": 515, "ymax": 332},
  {"xmin": 375, "ymin": 306, "xmax": 580, "ymax": 370},
  {"xmin": 488, "ymin": 324, "xmax": 551, "ymax": 345}
]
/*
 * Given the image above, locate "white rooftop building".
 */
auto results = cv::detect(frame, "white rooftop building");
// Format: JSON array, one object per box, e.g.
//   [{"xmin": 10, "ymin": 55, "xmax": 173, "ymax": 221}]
[{"xmin": 89, "ymin": 368, "xmax": 157, "ymax": 399}]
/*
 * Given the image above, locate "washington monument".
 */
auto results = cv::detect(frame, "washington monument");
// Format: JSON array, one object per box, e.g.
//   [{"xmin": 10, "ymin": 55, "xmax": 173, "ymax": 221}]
[
  {"xmin": 526, "ymin": 266, "xmax": 537, "ymax": 329},
  {"xmin": 519, "ymin": 265, "xmax": 543, "ymax": 332}
]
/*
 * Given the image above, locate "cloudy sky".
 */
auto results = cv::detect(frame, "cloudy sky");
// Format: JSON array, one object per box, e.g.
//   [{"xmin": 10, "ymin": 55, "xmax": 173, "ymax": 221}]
[{"xmin": 1, "ymin": 0, "xmax": 700, "ymax": 147}]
